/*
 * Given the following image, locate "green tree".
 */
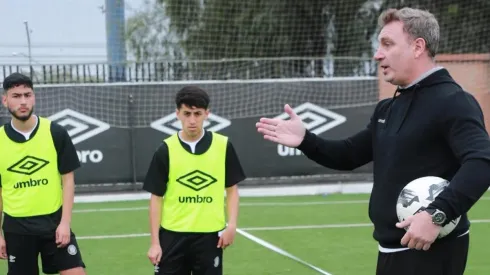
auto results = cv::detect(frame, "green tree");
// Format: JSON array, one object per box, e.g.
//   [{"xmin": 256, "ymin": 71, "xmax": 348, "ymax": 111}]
[
  {"xmin": 125, "ymin": 0, "xmax": 489, "ymax": 79},
  {"xmin": 126, "ymin": 0, "xmax": 183, "ymax": 62},
  {"xmin": 127, "ymin": 0, "xmax": 379, "ymax": 78}
]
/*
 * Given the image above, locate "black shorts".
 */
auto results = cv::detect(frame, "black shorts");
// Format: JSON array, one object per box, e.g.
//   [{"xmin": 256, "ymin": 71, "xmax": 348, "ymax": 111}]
[
  {"xmin": 156, "ymin": 228, "xmax": 223, "ymax": 275},
  {"xmin": 4, "ymin": 231, "xmax": 86, "ymax": 275},
  {"xmin": 376, "ymin": 233, "xmax": 469, "ymax": 275}
]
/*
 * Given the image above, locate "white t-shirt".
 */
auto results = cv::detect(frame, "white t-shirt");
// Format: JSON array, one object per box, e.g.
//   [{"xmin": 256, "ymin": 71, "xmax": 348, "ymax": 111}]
[
  {"xmin": 178, "ymin": 130, "xmax": 205, "ymax": 153},
  {"xmin": 10, "ymin": 115, "xmax": 38, "ymax": 140}
]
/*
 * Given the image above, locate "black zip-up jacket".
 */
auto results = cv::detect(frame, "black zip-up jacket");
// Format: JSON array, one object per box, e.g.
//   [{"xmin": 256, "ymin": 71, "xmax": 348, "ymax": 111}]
[{"xmin": 297, "ymin": 68, "xmax": 490, "ymax": 248}]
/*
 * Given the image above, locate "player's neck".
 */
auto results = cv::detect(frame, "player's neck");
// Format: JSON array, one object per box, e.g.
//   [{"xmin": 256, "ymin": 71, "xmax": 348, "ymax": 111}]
[
  {"xmin": 404, "ymin": 60, "xmax": 438, "ymax": 87},
  {"xmin": 179, "ymin": 129, "xmax": 204, "ymax": 143},
  {"xmin": 11, "ymin": 115, "xmax": 38, "ymax": 133}
]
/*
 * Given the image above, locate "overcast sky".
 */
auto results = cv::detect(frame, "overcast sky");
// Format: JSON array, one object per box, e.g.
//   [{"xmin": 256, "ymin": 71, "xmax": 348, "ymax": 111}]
[{"xmin": 0, "ymin": 0, "xmax": 145, "ymax": 65}]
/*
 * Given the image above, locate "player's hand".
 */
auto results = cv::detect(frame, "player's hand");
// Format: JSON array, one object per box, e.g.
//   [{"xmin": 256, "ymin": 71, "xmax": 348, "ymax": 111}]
[
  {"xmin": 55, "ymin": 221, "xmax": 71, "ymax": 248},
  {"xmin": 147, "ymin": 244, "xmax": 162, "ymax": 265},
  {"xmin": 0, "ymin": 236, "xmax": 7, "ymax": 259},
  {"xmin": 217, "ymin": 225, "xmax": 236, "ymax": 249},
  {"xmin": 396, "ymin": 211, "xmax": 441, "ymax": 251},
  {"xmin": 256, "ymin": 104, "xmax": 306, "ymax": 147}
]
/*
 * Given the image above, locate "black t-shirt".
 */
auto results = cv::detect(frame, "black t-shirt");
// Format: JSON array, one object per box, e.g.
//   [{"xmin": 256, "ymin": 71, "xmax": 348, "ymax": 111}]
[
  {"xmin": 143, "ymin": 131, "xmax": 246, "ymax": 197},
  {"xmin": 1, "ymin": 116, "xmax": 81, "ymax": 235}
]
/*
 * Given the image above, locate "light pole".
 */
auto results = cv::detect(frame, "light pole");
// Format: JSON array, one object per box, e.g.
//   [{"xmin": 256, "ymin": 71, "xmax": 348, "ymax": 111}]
[{"xmin": 23, "ymin": 20, "xmax": 33, "ymax": 78}]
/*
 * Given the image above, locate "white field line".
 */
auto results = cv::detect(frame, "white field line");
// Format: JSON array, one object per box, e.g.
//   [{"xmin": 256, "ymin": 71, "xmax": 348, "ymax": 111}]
[
  {"xmin": 72, "ymin": 196, "xmax": 490, "ymax": 214},
  {"xmin": 236, "ymin": 228, "xmax": 333, "ymax": 275},
  {"xmin": 72, "ymin": 200, "xmax": 370, "ymax": 213},
  {"xmin": 73, "ymin": 183, "xmax": 376, "ymax": 203},
  {"xmin": 76, "ymin": 219, "xmax": 490, "ymax": 240}
]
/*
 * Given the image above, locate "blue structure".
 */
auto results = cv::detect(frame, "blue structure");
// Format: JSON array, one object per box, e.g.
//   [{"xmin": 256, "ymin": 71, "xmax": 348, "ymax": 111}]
[{"xmin": 105, "ymin": 0, "xmax": 127, "ymax": 82}]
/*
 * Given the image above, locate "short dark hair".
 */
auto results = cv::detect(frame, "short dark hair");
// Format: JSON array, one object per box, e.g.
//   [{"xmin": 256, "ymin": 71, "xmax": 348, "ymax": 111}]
[
  {"xmin": 3, "ymin": 73, "xmax": 34, "ymax": 93},
  {"xmin": 175, "ymin": 86, "xmax": 210, "ymax": 109}
]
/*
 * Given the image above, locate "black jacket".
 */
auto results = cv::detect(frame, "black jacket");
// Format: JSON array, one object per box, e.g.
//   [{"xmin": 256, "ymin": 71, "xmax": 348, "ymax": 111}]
[{"xmin": 297, "ymin": 68, "xmax": 490, "ymax": 248}]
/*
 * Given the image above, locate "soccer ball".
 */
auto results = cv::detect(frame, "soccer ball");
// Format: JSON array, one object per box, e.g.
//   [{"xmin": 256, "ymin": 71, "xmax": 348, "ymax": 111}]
[{"xmin": 396, "ymin": 176, "xmax": 461, "ymax": 238}]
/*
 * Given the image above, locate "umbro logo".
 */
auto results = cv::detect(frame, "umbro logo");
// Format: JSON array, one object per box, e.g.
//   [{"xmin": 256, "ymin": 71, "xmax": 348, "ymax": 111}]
[
  {"xmin": 7, "ymin": 156, "xmax": 49, "ymax": 175},
  {"xmin": 275, "ymin": 102, "xmax": 347, "ymax": 157},
  {"xmin": 274, "ymin": 102, "xmax": 346, "ymax": 135},
  {"xmin": 150, "ymin": 113, "xmax": 231, "ymax": 135},
  {"xmin": 48, "ymin": 109, "xmax": 110, "ymax": 145},
  {"xmin": 176, "ymin": 170, "xmax": 217, "ymax": 191}
]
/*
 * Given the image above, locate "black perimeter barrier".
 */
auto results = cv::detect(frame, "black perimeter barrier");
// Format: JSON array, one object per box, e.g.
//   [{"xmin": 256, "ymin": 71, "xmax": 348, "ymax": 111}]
[{"xmin": 0, "ymin": 79, "xmax": 378, "ymax": 193}]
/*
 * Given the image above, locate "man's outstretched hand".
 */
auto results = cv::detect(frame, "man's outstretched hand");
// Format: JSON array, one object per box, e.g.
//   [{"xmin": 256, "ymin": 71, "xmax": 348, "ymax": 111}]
[{"xmin": 256, "ymin": 104, "xmax": 306, "ymax": 147}]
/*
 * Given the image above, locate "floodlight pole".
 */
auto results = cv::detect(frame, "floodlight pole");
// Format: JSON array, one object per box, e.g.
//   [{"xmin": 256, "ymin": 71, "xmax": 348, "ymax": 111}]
[{"xmin": 23, "ymin": 20, "xmax": 33, "ymax": 78}]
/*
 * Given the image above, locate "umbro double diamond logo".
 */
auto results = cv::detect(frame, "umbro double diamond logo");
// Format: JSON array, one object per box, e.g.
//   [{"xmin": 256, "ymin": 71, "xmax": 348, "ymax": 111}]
[
  {"xmin": 176, "ymin": 170, "xmax": 217, "ymax": 191},
  {"xmin": 7, "ymin": 156, "xmax": 49, "ymax": 175},
  {"xmin": 7, "ymin": 156, "xmax": 51, "ymax": 189},
  {"xmin": 176, "ymin": 170, "xmax": 218, "ymax": 204}
]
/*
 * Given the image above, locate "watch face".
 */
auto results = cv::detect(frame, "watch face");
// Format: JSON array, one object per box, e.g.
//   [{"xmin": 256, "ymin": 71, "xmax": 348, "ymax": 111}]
[{"xmin": 433, "ymin": 212, "xmax": 446, "ymax": 224}]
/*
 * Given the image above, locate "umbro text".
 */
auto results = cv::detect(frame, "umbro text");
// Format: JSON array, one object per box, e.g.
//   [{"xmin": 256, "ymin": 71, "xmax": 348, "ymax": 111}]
[
  {"xmin": 179, "ymin": 195, "xmax": 213, "ymax": 204},
  {"xmin": 14, "ymin": 178, "xmax": 48, "ymax": 189}
]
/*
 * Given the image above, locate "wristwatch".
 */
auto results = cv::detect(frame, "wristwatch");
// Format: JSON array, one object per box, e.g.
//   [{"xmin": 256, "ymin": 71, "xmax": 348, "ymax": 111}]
[{"xmin": 425, "ymin": 208, "xmax": 447, "ymax": 226}]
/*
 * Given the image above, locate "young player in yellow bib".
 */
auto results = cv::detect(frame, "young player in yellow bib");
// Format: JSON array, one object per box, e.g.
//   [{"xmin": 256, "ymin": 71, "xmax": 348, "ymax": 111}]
[
  {"xmin": 143, "ymin": 86, "xmax": 246, "ymax": 275},
  {"xmin": 0, "ymin": 73, "xmax": 86, "ymax": 275}
]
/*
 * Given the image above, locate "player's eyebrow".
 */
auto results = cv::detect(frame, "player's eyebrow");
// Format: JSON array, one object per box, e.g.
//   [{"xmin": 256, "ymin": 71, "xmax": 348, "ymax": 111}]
[
  {"xmin": 11, "ymin": 92, "xmax": 23, "ymax": 96},
  {"xmin": 379, "ymin": 37, "xmax": 394, "ymax": 44}
]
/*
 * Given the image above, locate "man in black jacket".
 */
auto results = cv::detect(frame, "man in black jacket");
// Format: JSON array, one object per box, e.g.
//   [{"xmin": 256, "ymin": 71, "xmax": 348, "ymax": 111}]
[{"xmin": 256, "ymin": 7, "xmax": 490, "ymax": 275}]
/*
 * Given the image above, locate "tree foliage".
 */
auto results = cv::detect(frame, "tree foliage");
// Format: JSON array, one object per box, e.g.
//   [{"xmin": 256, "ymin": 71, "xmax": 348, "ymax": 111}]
[{"xmin": 125, "ymin": 0, "xmax": 489, "ymax": 78}]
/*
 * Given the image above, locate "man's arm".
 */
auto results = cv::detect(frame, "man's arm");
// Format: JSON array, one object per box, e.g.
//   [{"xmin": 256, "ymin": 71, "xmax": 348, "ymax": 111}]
[
  {"xmin": 428, "ymin": 90, "xmax": 490, "ymax": 222},
  {"xmin": 60, "ymin": 172, "xmax": 75, "ymax": 225},
  {"xmin": 0, "ymin": 186, "xmax": 3, "ymax": 232},
  {"xmin": 224, "ymin": 141, "xmax": 246, "ymax": 228},
  {"xmin": 51, "ymin": 122, "xmax": 81, "ymax": 247},
  {"xmin": 149, "ymin": 195, "xmax": 163, "ymax": 246},
  {"xmin": 217, "ymin": 141, "xmax": 246, "ymax": 249},
  {"xmin": 294, "ymin": 99, "xmax": 391, "ymax": 171},
  {"xmin": 296, "ymin": 125, "xmax": 373, "ymax": 171},
  {"xmin": 51, "ymin": 122, "xmax": 81, "ymax": 225},
  {"xmin": 0, "ymin": 176, "xmax": 2, "ymax": 233},
  {"xmin": 0, "ymin": 187, "xmax": 5, "ymax": 259},
  {"xmin": 142, "ymin": 143, "xmax": 169, "ymax": 247},
  {"xmin": 225, "ymin": 185, "xmax": 239, "ymax": 229}
]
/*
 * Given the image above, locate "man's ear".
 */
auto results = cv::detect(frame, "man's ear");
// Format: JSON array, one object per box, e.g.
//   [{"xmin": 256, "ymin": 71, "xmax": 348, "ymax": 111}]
[
  {"xmin": 2, "ymin": 93, "xmax": 7, "ymax": 108},
  {"xmin": 413, "ymin": 37, "xmax": 427, "ymax": 59}
]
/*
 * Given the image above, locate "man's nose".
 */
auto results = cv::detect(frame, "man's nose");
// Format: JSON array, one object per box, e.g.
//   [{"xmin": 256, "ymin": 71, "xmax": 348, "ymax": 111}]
[{"xmin": 373, "ymin": 48, "xmax": 384, "ymax": 61}]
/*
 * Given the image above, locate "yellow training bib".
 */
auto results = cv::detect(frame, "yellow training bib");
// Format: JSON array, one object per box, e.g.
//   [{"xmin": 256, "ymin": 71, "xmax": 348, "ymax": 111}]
[
  {"xmin": 0, "ymin": 117, "xmax": 62, "ymax": 217},
  {"xmin": 161, "ymin": 132, "xmax": 227, "ymax": 232}
]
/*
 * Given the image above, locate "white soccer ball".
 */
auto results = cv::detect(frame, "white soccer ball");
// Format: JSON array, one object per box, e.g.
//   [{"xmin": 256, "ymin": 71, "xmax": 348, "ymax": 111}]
[{"xmin": 396, "ymin": 176, "xmax": 461, "ymax": 238}]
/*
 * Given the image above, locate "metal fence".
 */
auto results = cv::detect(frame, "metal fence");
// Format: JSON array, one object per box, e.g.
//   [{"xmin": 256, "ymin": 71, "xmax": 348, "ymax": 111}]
[{"xmin": 0, "ymin": 57, "xmax": 377, "ymax": 84}]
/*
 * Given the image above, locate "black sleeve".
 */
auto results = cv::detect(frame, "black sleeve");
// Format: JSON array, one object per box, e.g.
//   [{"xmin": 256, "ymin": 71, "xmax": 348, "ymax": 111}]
[
  {"xmin": 428, "ymin": 91, "xmax": 490, "ymax": 222},
  {"xmin": 296, "ymin": 121, "xmax": 373, "ymax": 171},
  {"xmin": 225, "ymin": 141, "xmax": 246, "ymax": 188},
  {"xmin": 50, "ymin": 122, "xmax": 81, "ymax": 175},
  {"xmin": 142, "ymin": 143, "xmax": 169, "ymax": 197}
]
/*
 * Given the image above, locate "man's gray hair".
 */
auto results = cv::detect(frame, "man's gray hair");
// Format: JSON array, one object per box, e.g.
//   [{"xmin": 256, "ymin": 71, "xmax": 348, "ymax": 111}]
[{"xmin": 378, "ymin": 7, "xmax": 440, "ymax": 58}]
